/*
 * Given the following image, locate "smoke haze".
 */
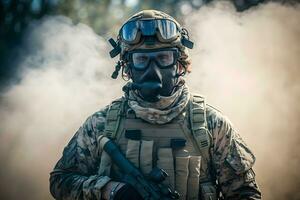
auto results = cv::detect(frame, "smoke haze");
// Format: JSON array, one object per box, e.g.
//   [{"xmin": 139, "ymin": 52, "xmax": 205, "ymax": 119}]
[
  {"xmin": 0, "ymin": 2, "xmax": 299, "ymax": 199},
  {"xmin": 186, "ymin": 2, "xmax": 300, "ymax": 199}
]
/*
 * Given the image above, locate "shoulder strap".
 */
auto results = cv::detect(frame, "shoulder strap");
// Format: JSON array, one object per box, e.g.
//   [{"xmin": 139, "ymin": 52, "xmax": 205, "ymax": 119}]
[
  {"xmin": 103, "ymin": 98, "xmax": 126, "ymax": 139},
  {"xmin": 189, "ymin": 94, "xmax": 213, "ymax": 181}
]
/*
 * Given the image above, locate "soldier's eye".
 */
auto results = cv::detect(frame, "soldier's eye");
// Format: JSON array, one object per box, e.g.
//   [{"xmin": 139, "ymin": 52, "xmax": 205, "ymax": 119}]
[
  {"xmin": 157, "ymin": 54, "xmax": 169, "ymax": 60},
  {"xmin": 136, "ymin": 55, "xmax": 148, "ymax": 62},
  {"xmin": 156, "ymin": 51, "xmax": 173, "ymax": 66}
]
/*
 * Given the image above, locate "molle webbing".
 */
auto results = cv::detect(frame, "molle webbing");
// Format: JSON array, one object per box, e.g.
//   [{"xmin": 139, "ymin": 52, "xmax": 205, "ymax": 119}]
[
  {"xmin": 189, "ymin": 94, "xmax": 212, "ymax": 181},
  {"xmin": 104, "ymin": 99, "xmax": 124, "ymax": 139}
]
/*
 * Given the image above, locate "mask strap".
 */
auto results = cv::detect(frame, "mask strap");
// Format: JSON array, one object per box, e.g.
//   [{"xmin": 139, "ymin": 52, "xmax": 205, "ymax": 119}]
[
  {"xmin": 121, "ymin": 64, "xmax": 130, "ymax": 81},
  {"xmin": 169, "ymin": 62, "xmax": 186, "ymax": 94},
  {"xmin": 175, "ymin": 60, "xmax": 187, "ymax": 78}
]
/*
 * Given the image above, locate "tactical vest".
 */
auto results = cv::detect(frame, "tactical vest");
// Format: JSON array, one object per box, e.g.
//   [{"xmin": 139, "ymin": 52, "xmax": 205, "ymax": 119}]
[{"xmin": 99, "ymin": 94, "xmax": 218, "ymax": 200}]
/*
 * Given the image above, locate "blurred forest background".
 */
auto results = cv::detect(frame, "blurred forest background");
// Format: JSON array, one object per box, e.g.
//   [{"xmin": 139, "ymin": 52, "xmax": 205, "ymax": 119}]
[{"xmin": 0, "ymin": 0, "xmax": 276, "ymax": 90}]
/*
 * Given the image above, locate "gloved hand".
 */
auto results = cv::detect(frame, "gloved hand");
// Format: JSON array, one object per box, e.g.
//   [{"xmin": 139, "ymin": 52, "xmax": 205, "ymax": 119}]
[
  {"xmin": 113, "ymin": 183, "xmax": 143, "ymax": 200},
  {"xmin": 101, "ymin": 181, "xmax": 143, "ymax": 200}
]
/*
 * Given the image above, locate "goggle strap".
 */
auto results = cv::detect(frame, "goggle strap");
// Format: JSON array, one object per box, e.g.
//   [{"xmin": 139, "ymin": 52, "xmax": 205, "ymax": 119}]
[
  {"xmin": 108, "ymin": 38, "xmax": 121, "ymax": 58},
  {"xmin": 181, "ymin": 37, "xmax": 194, "ymax": 49}
]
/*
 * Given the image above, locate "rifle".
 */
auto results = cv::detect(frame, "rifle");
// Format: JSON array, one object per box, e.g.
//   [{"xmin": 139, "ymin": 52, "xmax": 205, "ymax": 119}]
[{"xmin": 100, "ymin": 136, "xmax": 180, "ymax": 200}]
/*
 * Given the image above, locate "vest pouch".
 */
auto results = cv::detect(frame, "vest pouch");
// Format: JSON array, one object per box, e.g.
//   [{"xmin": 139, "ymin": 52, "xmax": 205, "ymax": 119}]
[
  {"xmin": 126, "ymin": 139, "xmax": 154, "ymax": 175},
  {"xmin": 157, "ymin": 148, "xmax": 175, "ymax": 190},
  {"xmin": 126, "ymin": 139, "xmax": 140, "ymax": 167},
  {"xmin": 187, "ymin": 156, "xmax": 201, "ymax": 200},
  {"xmin": 200, "ymin": 182, "xmax": 217, "ymax": 200},
  {"xmin": 140, "ymin": 140, "xmax": 154, "ymax": 174},
  {"xmin": 175, "ymin": 156, "xmax": 189, "ymax": 200}
]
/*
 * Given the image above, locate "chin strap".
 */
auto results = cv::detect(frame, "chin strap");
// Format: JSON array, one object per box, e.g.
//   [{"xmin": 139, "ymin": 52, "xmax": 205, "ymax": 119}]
[
  {"xmin": 175, "ymin": 60, "xmax": 187, "ymax": 78},
  {"xmin": 171, "ymin": 62, "xmax": 186, "ymax": 94}
]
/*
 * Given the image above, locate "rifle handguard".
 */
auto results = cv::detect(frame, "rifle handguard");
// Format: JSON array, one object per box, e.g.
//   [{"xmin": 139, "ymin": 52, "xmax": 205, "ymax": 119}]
[{"xmin": 98, "ymin": 136, "xmax": 180, "ymax": 200}]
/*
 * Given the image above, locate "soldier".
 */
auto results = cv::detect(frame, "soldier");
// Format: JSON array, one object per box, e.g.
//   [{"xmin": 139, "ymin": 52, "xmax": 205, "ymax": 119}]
[{"xmin": 50, "ymin": 10, "xmax": 261, "ymax": 200}]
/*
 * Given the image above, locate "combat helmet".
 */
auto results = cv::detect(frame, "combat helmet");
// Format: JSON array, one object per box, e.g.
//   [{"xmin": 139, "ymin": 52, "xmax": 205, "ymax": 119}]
[{"xmin": 109, "ymin": 10, "xmax": 194, "ymax": 79}]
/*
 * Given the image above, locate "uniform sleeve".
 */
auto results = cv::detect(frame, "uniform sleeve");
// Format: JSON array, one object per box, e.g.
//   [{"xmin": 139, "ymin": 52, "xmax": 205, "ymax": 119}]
[
  {"xmin": 49, "ymin": 106, "xmax": 111, "ymax": 200},
  {"xmin": 206, "ymin": 106, "xmax": 262, "ymax": 200}
]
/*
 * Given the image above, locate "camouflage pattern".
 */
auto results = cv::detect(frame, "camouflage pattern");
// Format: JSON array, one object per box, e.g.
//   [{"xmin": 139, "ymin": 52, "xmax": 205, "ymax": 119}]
[
  {"xmin": 50, "ymin": 107, "xmax": 111, "ymax": 200},
  {"xmin": 50, "ymin": 95, "xmax": 261, "ymax": 200},
  {"xmin": 127, "ymin": 84, "xmax": 190, "ymax": 124},
  {"xmin": 206, "ymin": 106, "xmax": 261, "ymax": 199}
]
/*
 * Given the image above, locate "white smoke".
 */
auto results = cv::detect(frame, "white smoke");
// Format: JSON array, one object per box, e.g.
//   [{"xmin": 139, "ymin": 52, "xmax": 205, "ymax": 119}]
[
  {"xmin": 0, "ymin": 16, "xmax": 124, "ymax": 200},
  {"xmin": 0, "ymin": 2, "xmax": 299, "ymax": 200},
  {"xmin": 186, "ymin": 2, "xmax": 300, "ymax": 199}
]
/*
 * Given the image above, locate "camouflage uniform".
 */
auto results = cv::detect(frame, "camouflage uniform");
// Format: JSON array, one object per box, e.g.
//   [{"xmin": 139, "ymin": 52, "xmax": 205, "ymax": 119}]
[{"xmin": 50, "ymin": 92, "xmax": 261, "ymax": 200}]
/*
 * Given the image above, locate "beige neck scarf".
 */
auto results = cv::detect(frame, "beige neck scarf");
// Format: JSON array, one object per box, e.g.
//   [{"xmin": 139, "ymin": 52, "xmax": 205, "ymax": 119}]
[{"xmin": 127, "ymin": 84, "xmax": 190, "ymax": 124}]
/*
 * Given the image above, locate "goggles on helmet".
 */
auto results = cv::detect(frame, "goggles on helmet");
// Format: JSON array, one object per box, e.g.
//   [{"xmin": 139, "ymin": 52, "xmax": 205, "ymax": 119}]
[
  {"xmin": 127, "ymin": 48, "xmax": 180, "ymax": 70},
  {"xmin": 120, "ymin": 18, "xmax": 180, "ymax": 44}
]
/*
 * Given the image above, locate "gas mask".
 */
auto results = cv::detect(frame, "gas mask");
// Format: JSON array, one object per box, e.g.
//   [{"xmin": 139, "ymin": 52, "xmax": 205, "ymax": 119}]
[
  {"xmin": 108, "ymin": 10, "xmax": 194, "ymax": 101},
  {"xmin": 127, "ymin": 48, "xmax": 181, "ymax": 102}
]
